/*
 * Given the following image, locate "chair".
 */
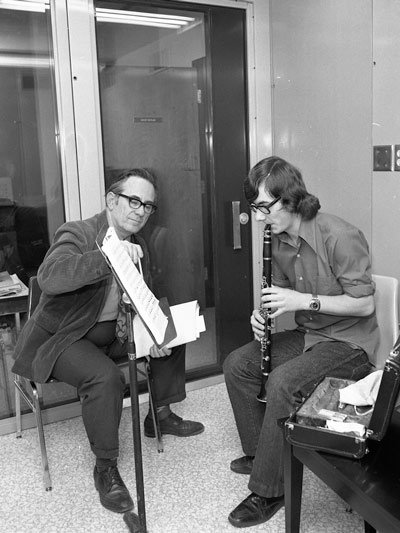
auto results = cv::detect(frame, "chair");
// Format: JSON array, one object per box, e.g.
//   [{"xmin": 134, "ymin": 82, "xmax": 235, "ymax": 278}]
[
  {"xmin": 284, "ymin": 274, "xmax": 400, "ymax": 533},
  {"xmin": 370, "ymin": 274, "xmax": 399, "ymax": 368},
  {"xmin": 14, "ymin": 276, "xmax": 162, "ymax": 492}
]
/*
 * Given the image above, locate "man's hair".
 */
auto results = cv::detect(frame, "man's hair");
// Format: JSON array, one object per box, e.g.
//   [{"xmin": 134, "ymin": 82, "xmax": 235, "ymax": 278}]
[
  {"xmin": 105, "ymin": 168, "xmax": 158, "ymax": 202},
  {"xmin": 244, "ymin": 156, "xmax": 320, "ymax": 220}
]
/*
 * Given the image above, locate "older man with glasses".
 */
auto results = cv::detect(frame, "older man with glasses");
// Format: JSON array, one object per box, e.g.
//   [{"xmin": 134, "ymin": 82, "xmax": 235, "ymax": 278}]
[
  {"xmin": 12, "ymin": 168, "xmax": 204, "ymax": 514},
  {"xmin": 223, "ymin": 156, "xmax": 379, "ymax": 527}
]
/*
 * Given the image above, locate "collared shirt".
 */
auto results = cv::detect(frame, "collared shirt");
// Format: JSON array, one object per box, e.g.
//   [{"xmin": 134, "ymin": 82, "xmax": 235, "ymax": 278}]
[
  {"xmin": 98, "ymin": 275, "xmax": 119, "ymax": 322},
  {"xmin": 272, "ymin": 212, "xmax": 379, "ymax": 358}
]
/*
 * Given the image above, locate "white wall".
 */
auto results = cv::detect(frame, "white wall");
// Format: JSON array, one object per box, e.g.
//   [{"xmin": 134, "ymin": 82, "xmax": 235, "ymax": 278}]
[
  {"xmin": 269, "ymin": 0, "xmax": 372, "ymax": 242},
  {"xmin": 266, "ymin": 0, "xmax": 400, "ymax": 315},
  {"xmin": 372, "ymin": 0, "xmax": 400, "ymax": 282}
]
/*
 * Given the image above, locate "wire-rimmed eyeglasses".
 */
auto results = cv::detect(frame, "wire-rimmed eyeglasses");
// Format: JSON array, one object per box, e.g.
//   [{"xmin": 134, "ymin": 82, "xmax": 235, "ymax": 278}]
[
  {"xmin": 248, "ymin": 196, "xmax": 281, "ymax": 215},
  {"xmin": 117, "ymin": 193, "xmax": 157, "ymax": 215}
]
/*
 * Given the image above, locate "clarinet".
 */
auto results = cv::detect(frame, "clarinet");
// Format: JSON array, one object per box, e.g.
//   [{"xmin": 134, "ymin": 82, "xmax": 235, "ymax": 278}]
[{"xmin": 257, "ymin": 223, "xmax": 272, "ymax": 403}]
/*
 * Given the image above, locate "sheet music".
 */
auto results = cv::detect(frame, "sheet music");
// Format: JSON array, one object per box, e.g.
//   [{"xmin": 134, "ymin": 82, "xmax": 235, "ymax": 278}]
[{"xmin": 101, "ymin": 227, "xmax": 168, "ymax": 344}]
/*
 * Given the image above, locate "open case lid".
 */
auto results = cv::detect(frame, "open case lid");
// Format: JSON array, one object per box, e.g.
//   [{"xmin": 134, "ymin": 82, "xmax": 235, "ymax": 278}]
[{"xmin": 368, "ymin": 335, "xmax": 400, "ymax": 440}]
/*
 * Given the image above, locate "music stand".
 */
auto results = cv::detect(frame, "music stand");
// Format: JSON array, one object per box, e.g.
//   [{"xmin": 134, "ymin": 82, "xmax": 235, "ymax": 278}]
[
  {"xmin": 122, "ymin": 295, "xmax": 176, "ymax": 532},
  {"xmin": 123, "ymin": 298, "xmax": 148, "ymax": 532},
  {"xmin": 98, "ymin": 229, "xmax": 176, "ymax": 533}
]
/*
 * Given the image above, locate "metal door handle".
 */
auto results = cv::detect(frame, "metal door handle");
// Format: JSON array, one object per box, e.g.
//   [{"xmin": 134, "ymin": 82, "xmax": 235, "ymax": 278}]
[{"xmin": 232, "ymin": 201, "xmax": 249, "ymax": 250}]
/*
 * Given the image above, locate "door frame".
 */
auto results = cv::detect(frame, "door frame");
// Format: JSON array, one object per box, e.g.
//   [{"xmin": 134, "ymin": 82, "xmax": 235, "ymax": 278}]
[{"xmin": 64, "ymin": 0, "xmax": 273, "ymax": 308}]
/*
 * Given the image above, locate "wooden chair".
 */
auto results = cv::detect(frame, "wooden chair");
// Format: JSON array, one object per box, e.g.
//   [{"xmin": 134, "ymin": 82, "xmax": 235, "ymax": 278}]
[
  {"xmin": 284, "ymin": 274, "xmax": 400, "ymax": 533},
  {"xmin": 14, "ymin": 276, "xmax": 162, "ymax": 491}
]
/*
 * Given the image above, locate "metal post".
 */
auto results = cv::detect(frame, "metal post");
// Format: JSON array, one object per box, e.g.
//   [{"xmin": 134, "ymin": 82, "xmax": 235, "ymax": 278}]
[{"xmin": 124, "ymin": 304, "xmax": 147, "ymax": 533}]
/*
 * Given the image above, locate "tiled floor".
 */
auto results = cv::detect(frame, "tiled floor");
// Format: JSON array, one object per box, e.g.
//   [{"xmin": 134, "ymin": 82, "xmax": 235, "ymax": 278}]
[{"xmin": 1, "ymin": 382, "xmax": 365, "ymax": 533}]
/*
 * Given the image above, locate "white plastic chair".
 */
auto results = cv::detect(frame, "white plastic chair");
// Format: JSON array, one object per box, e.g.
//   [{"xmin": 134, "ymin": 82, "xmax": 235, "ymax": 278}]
[{"xmin": 371, "ymin": 274, "xmax": 399, "ymax": 369}]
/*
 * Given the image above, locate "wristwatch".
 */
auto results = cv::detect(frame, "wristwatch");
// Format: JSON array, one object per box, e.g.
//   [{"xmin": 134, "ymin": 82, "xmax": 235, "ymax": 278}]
[{"xmin": 309, "ymin": 294, "xmax": 321, "ymax": 312}]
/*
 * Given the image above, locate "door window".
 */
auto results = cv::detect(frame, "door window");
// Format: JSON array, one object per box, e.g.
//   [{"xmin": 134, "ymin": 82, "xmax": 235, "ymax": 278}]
[{"xmin": 0, "ymin": 0, "xmax": 66, "ymax": 420}]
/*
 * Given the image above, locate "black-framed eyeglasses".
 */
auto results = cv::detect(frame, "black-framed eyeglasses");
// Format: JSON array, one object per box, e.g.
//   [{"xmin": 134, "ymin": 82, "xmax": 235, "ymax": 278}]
[
  {"xmin": 117, "ymin": 193, "xmax": 157, "ymax": 215},
  {"xmin": 248, "ymin": 196, "xmax": 281, "ymax": 215}
]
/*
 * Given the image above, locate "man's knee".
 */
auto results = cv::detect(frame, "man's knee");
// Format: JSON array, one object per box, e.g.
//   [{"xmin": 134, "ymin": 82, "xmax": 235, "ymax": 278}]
[
  {"xmin": 223, "ymin": 349, "xmax": 239, "ymax": 377},
  {"xmin": 223, "ymin": 342, "xmax": 258, "ymax": 379},
  {"xmin": 85, "ymin": 362, "xmax": 125, "ymax": 397}
]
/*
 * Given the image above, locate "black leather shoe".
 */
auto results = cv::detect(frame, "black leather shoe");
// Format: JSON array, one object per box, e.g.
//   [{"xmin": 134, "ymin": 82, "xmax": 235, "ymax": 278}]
[
  {"xmin": 94, "ymin": 465, "xmax": 134, "ymax": 513},
  {"xmin": 228, "ymin": 492, "xmax": 284, "ymax": 528},
  {"xmin": 230, "ymin": 455, "xmax": 255, "ymax": 474},
  {"xmin": 144, "ymin": 412, "xmax": 205, "ymax": 438}
]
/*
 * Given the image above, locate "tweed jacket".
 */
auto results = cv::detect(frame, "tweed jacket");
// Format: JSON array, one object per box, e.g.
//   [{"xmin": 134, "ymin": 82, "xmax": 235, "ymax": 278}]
[{"xmin": 11, "ymin": 210, "xmax": 151, "ymax": 383}]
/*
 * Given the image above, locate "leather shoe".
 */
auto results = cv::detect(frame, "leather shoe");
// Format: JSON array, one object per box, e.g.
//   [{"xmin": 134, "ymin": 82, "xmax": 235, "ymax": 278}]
[
  {"xmin": 228, "ymin": 492, "xmax": 284, "ymax": 528},
  {"xmin": 230, "ymin": 455, "xmax": 254, "ymax": 474},
  {"xmin": 94, "ymin": 465, "xmax": 134, "ymax": 513},
  {"xmin": 144, "ymin": 411, "xmax": 205, "ymax": 438}
]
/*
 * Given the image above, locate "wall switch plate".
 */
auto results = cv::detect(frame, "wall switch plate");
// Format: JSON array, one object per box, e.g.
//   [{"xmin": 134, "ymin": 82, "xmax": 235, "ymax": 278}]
[
  {"xmin": 373, "ymin": 145, "xmax": 394, "ymax": 171},
  {"xmin": 395, "ymin": 145, "xmax": 400, "ymax": 171}
]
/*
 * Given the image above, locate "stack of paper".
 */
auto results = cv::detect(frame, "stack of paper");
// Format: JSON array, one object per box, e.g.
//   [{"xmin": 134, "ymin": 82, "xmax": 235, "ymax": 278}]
[
  {"xmin": 0, "ymin": 272, "xmax": 26, "ymax": 297},
  {"xmin": 133, "ymin": 300, "xmax": 206, "ymax": 358}
]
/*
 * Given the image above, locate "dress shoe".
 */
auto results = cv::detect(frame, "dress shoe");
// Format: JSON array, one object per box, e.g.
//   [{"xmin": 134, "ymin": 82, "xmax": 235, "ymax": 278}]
[
  {"xmin": 228, "ymin": 492, "xmax": 284, "ymax": 528},
  {"xmin": 94, "ymin": 465, "xmax": 134, "ymax": 513},
  {"xmin": 144, "ymin": 412, "xmax": 205, "ymax": 438},
  {"xmin": 230, "ymin": 455, "xmax": 254, "ymax": 474}
]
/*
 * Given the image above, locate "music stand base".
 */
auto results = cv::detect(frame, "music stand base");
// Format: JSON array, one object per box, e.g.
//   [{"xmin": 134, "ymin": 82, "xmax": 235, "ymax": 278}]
[{"xmin": 123, "ymin": 511, "xmax": 146, "ymax": 533}]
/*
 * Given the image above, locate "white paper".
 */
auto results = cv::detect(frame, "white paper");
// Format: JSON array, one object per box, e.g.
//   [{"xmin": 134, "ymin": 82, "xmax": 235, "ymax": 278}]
[
  {"xmin": 0, "ymin": 273, "xmax": 28, "ymax": 298},
  {"xmin": 133, "ymin": 300, "xmax": 206, "ymax": 358},
  {"xmin": 101, "ymin": 227, "xmax": 168, "ymax": 344}
]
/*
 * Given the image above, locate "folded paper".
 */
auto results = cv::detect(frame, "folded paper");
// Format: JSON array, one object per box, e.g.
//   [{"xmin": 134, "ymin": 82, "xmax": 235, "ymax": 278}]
[{"xmin": 133, "ymin": 300, "xmax": 206, "ymax": 358}]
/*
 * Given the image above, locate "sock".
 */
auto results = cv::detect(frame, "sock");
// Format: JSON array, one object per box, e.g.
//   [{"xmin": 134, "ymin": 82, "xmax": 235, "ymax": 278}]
[
  {"xmin": 96, "ymin": 457, "xmax": 117, "ymax": 471},
  {"xmin": 148, "ymin": 404, "xmax": 171, "ymax": 421}
]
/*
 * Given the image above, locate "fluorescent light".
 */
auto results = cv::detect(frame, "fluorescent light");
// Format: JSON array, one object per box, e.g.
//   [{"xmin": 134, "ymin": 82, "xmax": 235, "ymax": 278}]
[
  {"xmin": 0, "ymin": 0, "xmax": 49, "ymax": 12},
  {"xmin": 96, "ymin": 8, "xmax": 194, "ymax": 23},
  {"xmin": 95, "ymin": 8, "xmax": 195, "ymax": 28},
  {"xmin": 0, "ymin": 54, "xmax": 50, "ymax": 67},
  {"xmin": 96, "ymin": 17, "xmax": 181, "ymax": 29}
]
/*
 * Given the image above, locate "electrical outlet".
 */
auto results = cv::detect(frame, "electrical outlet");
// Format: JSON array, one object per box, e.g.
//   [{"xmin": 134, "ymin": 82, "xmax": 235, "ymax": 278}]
[
  {"xmin": 373, "ymin": 145, "xmax": 394, "ymax": 171},
  {"xmin": 395, "ymin": 145, "xmax": 400, "ymax": 171}
]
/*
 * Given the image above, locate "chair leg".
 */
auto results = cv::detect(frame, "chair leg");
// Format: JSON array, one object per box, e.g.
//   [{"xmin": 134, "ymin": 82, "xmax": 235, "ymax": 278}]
[
  {"xmin": 14, "ymin": 375, "xmax": 22, "ymax": 438},
  {"xmin": 31, "ymin": 382, "xmax": 52, "ymax": 491},
  {"xmin": 144, "ymin": 358, "xmax": 163, "ymax": 453}
]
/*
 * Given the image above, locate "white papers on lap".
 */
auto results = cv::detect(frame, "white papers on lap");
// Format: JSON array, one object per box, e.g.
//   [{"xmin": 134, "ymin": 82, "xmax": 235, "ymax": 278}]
[
  {"xmin": 101, "ymin": 227, "xmax": 168, "ymax": 345},
  {"xmin": 133, "ymin": 300, "xmax": 206, "ymax": 358}
]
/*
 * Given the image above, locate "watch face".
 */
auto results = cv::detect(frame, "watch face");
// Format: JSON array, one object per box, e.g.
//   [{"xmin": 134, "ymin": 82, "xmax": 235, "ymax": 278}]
[{"xmin": 310, "ymin": 298, "xmax": 320, "ymax": 311}]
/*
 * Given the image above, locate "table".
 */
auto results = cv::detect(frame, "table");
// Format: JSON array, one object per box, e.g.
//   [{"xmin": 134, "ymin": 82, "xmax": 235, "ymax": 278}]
[
  {"xmin": 0, "ymin": 292, "xmax": 28, "ymax": 415},
  {"xmin": 0, "ymin": 291, "xmax": 28, "ymax": 332},
  {"xmin": 283, "ymin": 410, "xmax": 400, "ymax": 533}
]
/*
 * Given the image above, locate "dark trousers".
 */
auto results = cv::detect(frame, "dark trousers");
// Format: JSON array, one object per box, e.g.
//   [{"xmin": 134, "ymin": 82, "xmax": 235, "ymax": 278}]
[
  {"xmin": 223, "ymin": 329, "xmax": 372, "ymax": 498},
  {"xmin": 52, "ymin": 321, "xmax": 186, "ymax": 459}
]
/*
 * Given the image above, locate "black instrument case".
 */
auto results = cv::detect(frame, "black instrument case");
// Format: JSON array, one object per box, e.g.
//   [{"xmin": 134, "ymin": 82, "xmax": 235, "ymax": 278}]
[{"xmin": 285, "ymin": 337, "xmax": 400, "ymax": 458}]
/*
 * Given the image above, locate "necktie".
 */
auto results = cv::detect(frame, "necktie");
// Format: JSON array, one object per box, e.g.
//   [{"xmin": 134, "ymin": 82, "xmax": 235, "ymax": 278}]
[{"xmin": 115, "ymin": 291, "xmax": 128, "ymax": 343}]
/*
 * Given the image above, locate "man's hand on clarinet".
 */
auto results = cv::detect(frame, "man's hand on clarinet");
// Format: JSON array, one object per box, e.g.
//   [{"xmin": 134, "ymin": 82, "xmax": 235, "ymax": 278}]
[
  {"xmin": 261, "ymin": 286, "xmax": 307, "ymax": 318},
  {"xmin": 251, "ymin": 309, "xmax": 266, "ymax": 341}
]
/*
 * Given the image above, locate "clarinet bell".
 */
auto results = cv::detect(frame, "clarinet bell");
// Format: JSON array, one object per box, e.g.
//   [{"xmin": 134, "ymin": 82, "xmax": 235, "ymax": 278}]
[{"xmin": 257, "ymin": 381, "xmax": 268, "ymax": 403}]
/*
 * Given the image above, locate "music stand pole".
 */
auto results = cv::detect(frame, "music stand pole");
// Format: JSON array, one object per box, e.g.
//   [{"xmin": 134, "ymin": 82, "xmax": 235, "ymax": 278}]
[{"xmin": 124, "ymin": 302, "xmax": 147, "ymax": 533}]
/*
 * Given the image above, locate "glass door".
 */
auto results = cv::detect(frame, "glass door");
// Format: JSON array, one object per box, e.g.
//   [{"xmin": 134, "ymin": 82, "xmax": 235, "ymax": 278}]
[
  {"xmin": 0, "ymin": 0, "xmax": 67, "ymax": 419},
  {"xmin": 94, "ymin": 1, "xmax": 253, "ymax": 378}
]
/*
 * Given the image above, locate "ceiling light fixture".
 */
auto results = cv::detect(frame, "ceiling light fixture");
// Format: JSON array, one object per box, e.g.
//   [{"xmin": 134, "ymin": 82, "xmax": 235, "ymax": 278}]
[
  {"xmin": 96, "ymin": 8, "xmax": 195, "ymax": 29},
  {"xmin": 0, "ymin": 0, "xmax": 48, "ymax": 12}
]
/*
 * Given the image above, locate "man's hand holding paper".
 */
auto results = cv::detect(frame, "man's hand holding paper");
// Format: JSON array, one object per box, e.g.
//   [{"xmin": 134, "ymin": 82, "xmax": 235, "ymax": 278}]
[
  {"xmin": 120, "ymin": 240, "xmax": 143, "ymax": 264},
  {"xmin": 149, "ymin": 345, "xmax": 172, "ymax": 359}
]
